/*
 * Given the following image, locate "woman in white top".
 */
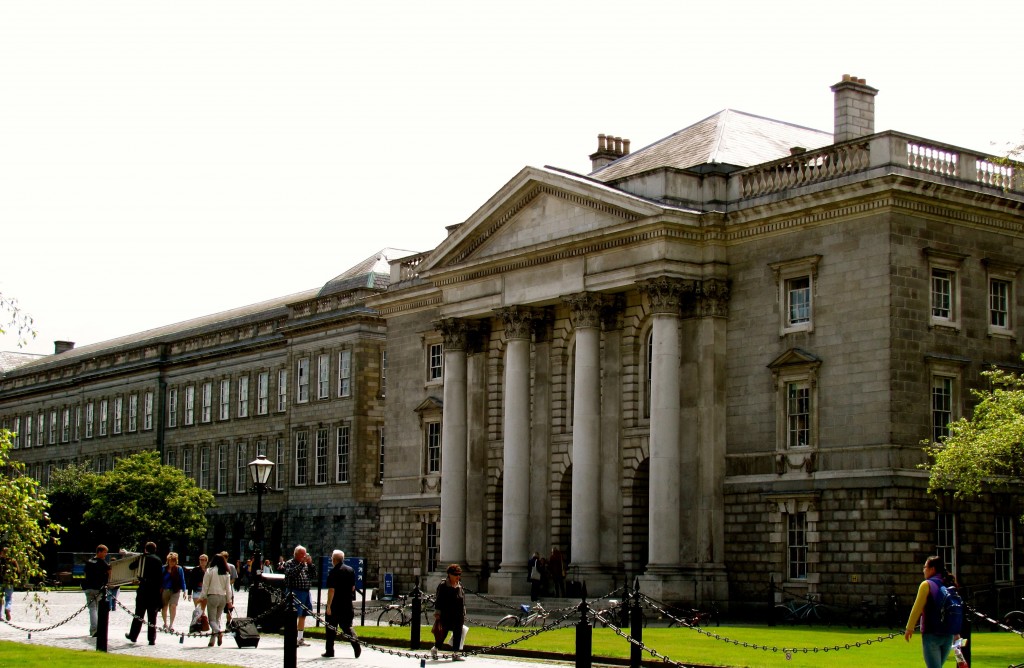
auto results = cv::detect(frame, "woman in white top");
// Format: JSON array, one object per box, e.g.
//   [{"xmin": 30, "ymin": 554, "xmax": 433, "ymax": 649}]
[{"xmin": 201, "ymin": 553, "xmax": 234, "ymax": 646}]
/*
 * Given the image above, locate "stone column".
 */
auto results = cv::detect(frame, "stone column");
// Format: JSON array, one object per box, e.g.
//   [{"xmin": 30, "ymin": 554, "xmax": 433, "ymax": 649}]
[
  {"xmin": 434, "ymin": 318, "xmax": 470, "ymax": 567},
  {"xmin": 496, "ymin": 306, "xmax": 534, "ymax": 574},
  {"xmin": 563, "ymin": 292, "xmax": 604, "ymax": 568},
  {"xmin": 639, "ymin": 278, "xmax": 686, "ymax": 568}
]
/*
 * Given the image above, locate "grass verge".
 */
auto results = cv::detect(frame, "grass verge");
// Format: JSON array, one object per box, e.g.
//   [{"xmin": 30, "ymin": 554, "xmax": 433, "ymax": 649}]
[{"xmin": 0, "ymin": 639, "xmax": 235, "ymax": 667}]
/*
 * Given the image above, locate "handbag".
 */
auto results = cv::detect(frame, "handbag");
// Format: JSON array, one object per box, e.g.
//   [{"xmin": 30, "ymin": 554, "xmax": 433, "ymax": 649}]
[{"xmin": 530, "ymin": 565, "xmax": 541, "ymax": 581}]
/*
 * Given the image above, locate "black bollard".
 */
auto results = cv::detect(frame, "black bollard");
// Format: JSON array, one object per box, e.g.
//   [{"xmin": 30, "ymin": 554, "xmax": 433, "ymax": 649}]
[
  {"xmin": 767, "ymin": 575, "xmax": 775, "ymax": 627},
  {"xmin": 411, "ymin": 581, "xmax": 422, "ymax": 650},
  {"xmin": 576, "ymin": 584, "xmax": 592, "ymax": 668},
  {"xmin": 95, "ymin": 588, "xmax": 109, "ymax": 652},
  {"xmin": 629, "ymin": 578, "xmax": 642, "ymax": 668},
  {"xmin": 283, "ymin": 592, "xmax": 297, "ymax": 668}
]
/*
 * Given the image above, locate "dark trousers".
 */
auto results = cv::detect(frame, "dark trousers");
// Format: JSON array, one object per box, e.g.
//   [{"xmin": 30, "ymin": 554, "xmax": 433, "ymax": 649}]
[
  {"xmin": 439, "ymin": 621, "xmax": 463, "ymax": 651},
  {"xmin": 324, "ymin": 612, "xmax": 357, "ymax": 655},
  {"xmin": 128, "ymin": 591, "xmax": 160, "ymax": 643}
]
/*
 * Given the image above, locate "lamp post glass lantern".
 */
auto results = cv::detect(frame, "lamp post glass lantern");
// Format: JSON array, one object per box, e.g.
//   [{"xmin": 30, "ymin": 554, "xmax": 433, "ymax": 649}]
[{"xmin": 248, "ymin": 455, "xmax": 274, "ymax": 579}]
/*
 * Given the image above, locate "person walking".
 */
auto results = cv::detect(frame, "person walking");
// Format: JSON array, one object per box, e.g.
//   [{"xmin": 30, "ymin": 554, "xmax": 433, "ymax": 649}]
[
  {"xmin": 186, "ymin": 554, "xmax": 208, "ymax": 613},
  {"xmin": 125, "ymin": 541, "xmax": 162, "ymax": 645},
  {"xmin": 283, "ymin": 545, "xmax": 315, "ymax": 647},
  {"xmin": 431, "ymin": 564, "xmax": 467, "ymax": 661},
  {"xmin": 548, "ymin": 547, "xmax": 566, "ymax": 598},
  {"xmin": 201, "ymin": 553, "xmax": 233, "ymax": 646},
  {"xmin": 322, "ymin": 549, "xmax": 360, "ymax": 658},
  {"xmin": 527, "ymin": 551, "xmax": 543, "ymax": 602},
  {"xmin": 159, "ymin": 552, "xmax": 186, "ymax": 633},
  {"xmin": 82, "ymin": 544, "xmax": 110, "ymax": 637},
  {"xmin": 904, "ymin": 555, "xmax": 960, "ymax": 668}
]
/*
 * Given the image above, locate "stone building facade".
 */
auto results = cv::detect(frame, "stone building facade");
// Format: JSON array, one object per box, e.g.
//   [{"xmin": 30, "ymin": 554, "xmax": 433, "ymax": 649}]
[
  {"xmin": 0, "ymin": 252, "xmax": 399, "ymax": 569},
  {"xmin": 369, "ymin": 76, "xmax": 1024, "ymax": 612}
]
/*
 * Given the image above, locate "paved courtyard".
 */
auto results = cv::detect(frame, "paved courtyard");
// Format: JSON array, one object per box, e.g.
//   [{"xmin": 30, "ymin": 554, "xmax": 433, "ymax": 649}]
[{"xmin": 0, "ymin": 590, "xmax": 569, "ymax": 668}]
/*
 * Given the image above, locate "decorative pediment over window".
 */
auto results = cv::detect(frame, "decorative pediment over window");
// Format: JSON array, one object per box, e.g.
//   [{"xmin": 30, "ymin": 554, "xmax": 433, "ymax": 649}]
[
  {"xmin": 413, "ymin": 397, "xmax": 443, "ymax": 414},
  {"xmin": 767, "ymin": 348, "xmax": 822, "ymax": 389}
]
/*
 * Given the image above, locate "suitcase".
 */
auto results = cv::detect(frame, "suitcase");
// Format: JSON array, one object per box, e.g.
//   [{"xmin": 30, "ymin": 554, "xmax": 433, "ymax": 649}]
[{"xmin": 228, "ymin": 617, "xmax": 260, "ymax": 648}]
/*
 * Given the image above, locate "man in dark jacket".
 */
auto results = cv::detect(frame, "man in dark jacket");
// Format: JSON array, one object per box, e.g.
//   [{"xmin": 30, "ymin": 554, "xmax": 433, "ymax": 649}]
[
  {"xmin": 322, "ymin": 549, "xmax": 360, "ymax": 658},
  {"xmin": 82, "ymin": 544, "xmax": 110, "ymax": 637},
  {"xmin": 125, "ymin": 541, "xmax": 162, "ymax": 645}
]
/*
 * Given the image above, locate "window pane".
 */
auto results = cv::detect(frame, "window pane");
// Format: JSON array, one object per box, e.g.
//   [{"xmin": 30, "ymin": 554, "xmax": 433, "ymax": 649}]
[
  {"xmin": 786, "ymin": 276, "xmax": 811, "ymax": 325},
  {"xmin": 787, "ymin": 382, "xmax": 810, "ymax": 448},
  {"xmin": 990, "ymin": 279, "xmax": 1010, "ymax": 328},
  {"xmin": 932, "ymin": 376, "xmax": 953, "ymax": 442},
  {"xmin": 931, "ymin": 268, "xmax": 952, "ymax": 319},
  {"xmin": 788, "ymin": 512, "xmax": 807, "ymax": 579}
]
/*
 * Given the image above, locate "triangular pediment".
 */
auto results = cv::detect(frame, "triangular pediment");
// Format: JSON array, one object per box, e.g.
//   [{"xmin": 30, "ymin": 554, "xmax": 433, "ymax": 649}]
[
  {"xmin": 767, "ymin": 348, "xmax": 822, "ymax": 370},
  {"xmin": 418, "ymin": 166, "xmax": 668, "ymax": 274},
  {"xmin": 413, "ymin": 396, "xmax": 443, "ymax": 413}
]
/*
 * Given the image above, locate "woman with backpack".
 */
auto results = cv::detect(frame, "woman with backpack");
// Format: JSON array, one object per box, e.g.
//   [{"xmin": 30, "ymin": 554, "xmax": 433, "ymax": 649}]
[{"xmin": 904, "ymin": 555, "xmax": 962, "ymax": 668}]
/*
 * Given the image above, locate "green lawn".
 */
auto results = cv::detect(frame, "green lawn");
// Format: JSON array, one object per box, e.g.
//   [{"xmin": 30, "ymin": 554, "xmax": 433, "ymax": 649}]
[
  {"xmin": 338, "ymin": 624, "xmax": 1024, "ymax": 668},
  {"xmin": 0, "ymin": 640, "xmax": 235, "ymax": 667}
]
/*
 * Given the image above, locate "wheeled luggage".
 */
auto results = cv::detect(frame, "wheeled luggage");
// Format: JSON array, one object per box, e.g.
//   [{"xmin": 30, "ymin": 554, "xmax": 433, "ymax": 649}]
[{"xmin": 229, "ymin": 617, "xmax": 260, "ymax": 648}]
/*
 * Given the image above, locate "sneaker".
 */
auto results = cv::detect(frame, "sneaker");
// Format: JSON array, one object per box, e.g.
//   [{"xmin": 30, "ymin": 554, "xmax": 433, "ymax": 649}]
[
  {"xmin": 297, "ymin": 639, "xmax": 309, "ymax": 647},
  {"xmin": 430, "ymin": 646, "xmax": 438, "ymax": 660}
]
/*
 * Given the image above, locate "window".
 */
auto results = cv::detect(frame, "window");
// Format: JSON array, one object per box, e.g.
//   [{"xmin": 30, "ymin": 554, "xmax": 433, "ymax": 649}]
[
  {"xmin": 336, "ymin": 425, "xmax": 350, "ymax": 483},
  {"xmin": 937, "ymin": 513, "xmax": 957, "ymax": 576},
  {"xmin": 237, "ymin": 376, "xmax": 249, "ymax": 418},
  {"xmin": 74, "ymin": 405, "xmax": 81, "ymax": 441},
  {"xmin": 770, "ymin": 255, "xmax": 821, "ymax": 335},
  {"xmin": 338, "ymin": 350, "xmax": 352, "ymax": 398},
  {"xmin": 85, "ymin": 403, "xmax": 94, "ymax": 438},
  {"xmin": 167, "ymin": 389, "xmax": 178, "ymax": 428},
  {"xmin": 378, "ymin": 427, "xmax": 385, "ymax": 484},
  {"xmin": 426, "ymin": 421, "xmax": 441, "ymax": 473},
  {"xmin": 49, "ymin": 409, "xmax": 57, "ymax": 443},
  {"xmin": 219, "ymin": 379, "xmax": 231, "ymax": 421},
  {"xmin": 201, "ymin": 381, "xmax": 214, "ymax": 422},
  {"xmin": 217, "ymin": 444, "xmax": 228, "ymax": 494},
  {"xmin": 428, "ymin": 342, "xmax": 443, "ymax": 381},
  {"xmin": 38, "ymin": 412, "xmax": 45, "ymax": 445},
  {"xmin": 984, "ymin": 260, "xmax": 1018, "ymax": 337},
  {"xmin": 165, "ymin": 448, "xmax": 176, "ymax": 468},
  {"xmin": 995, "ymin": 515, "xmax": 1014, "ymax": 582},
  {"xmin": 381, "ymin": 349, "xmax": 387, "ymax": 398},
  {"xmin": 769, "ymin": 349, "xmax": 821, "ymax": 453},
  {"xmin": 143, "ymin": 392, "xmax": 153, "ymax": 430},
  {"xmin": 294, "ymin": 431, "xmax": 308, "ymax": 486},
  {"xmin": 788, "ymin": 512, "xmax": 808, "ymax": 580},
  {"xmin": 931, "ymin": 375, "xmax": 954, "ymax": 443},
  {"xmin": 128, "ymin": 394, "xmax": 138, "ymax": 432},
  {"xmin": 277, "ymin": 370, "xmax": 288, "ymax": 412},
  {"xmin": 315, "ymin": 428, "xmax": 328, "ymax": 485},
  {"xmin": 183, "ymin": 447, "xmax": 193, "ymax": 479},
  {"xmin": 297, "ymin": 358, "xmax": 310, "ymax": 403},
  {"xmin": 61, "ymin": 408, "xmax": 71, "ymax": 443},
  {"xmin": 275, "ymin": 438, "xmax": 285, "ymax": 489},
  {"xmin": 24, "ymin": 416, "xmax": 32, "ymax": 448},
  {"xmin": 12, "ymin": 416, "xmax": 20, "ymax": 448},
  {"xmin": 926, "ymin": 248, "xmax": 966, "ymax": 330},
  {"xmin": 184, "ymin": 386, "xmax": 195, "ymax": 426},
  {"xmin": 257, "ymin": 372, "xmax": 269, "ymax": 415},
  {"xmin": 236, "ymin": 443, "xmax": 248, "ymax": 493},
  {"xmin": 318, "ymin": 354, "xmax": 330, "ymax": 399},
  {"xmin": 94, "ymin": 457, "xmax": 105, "ymax": 473},
  {"xmin": 111, "ymin": 398, "xmax": 122, "ymax": 435},
  {"xmin": 199, "ymin": 446, "xmax": 210, "ymax": 489},
  {"xmin": 425, "ymin": 521, "xmax": 439, "ymax": 574},
  {"xmin": 256, "ymin": 439, "xmax": 267, "ymax": 457}
]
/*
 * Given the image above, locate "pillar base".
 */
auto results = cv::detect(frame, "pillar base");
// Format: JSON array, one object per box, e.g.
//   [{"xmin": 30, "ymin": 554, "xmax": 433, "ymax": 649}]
[
  {"xmin": 487, "ymin": 570, "xmax": 532, "ymax": 597},
  {"xmin": 638, "ymin": 564, "xmax": 728, "ymax": 609}
]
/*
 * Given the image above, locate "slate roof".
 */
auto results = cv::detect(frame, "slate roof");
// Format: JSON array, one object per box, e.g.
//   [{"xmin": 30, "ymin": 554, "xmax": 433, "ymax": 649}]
[
  {"xmin": 0, "ymin": 351, "xmax": 45, "ymax": 374},
  {"xmin": 590, "ymin": 109, "xmax": 833, "ymax": 182},
  {"xmin": 317, "ymin": 248, "xmax": 416, "ymax": 298}
]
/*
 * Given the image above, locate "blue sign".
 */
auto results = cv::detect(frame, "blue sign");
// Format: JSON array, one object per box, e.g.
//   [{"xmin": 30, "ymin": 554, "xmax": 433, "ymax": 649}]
[
  {"xmin": 383, "ymin": 572, "xmax": 394, "ymax": 597},
  {"xmin": 344, "ymin": 556, "xmax": 365, "ymax": 590}
]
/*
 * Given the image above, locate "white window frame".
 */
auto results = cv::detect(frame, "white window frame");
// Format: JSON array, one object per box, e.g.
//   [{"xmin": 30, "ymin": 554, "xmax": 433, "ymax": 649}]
[
  {"xmin": 237, "ymin": 376, "xmax": 249, "ymax": 418},
  {"xmin": 426, "ymin": 421, "xmax": 441, "ymax": 474},
  {"xmin": 275, "ymin": 438, "xmax": 285, "ymax": 489},
  {"xmin": 61, "ymin": 408, "xmax": 71, "ymax": 443},
  {"xmin": 336, "ymin": 425, "xmax": 350, "ymax": 483},
  {"xmin": 770, "ymin": 255, "xmax": 821, "ymax": 335},
  {"xmin": 277, "ymin": 370, "xmax": 288, "ymax": 412},
  {"xmin": 378, "ymin": 426, "xmax": 385, "ymax": 484},
  {"xmin": 167, "ymin": 389, "xmax": 177, "ymax": 428},
  {"xmin": 937, "ymin": 512, "xmax": 957, "ymax": 576},
  {"xmin": 73, "ymin": 405, "xmax": 81, "ymax": 441},
  {"xmin": 769, "ymin": 496, "xmax": 819, "ymax": 584},
  {"xmin": 184, "ymin": 385, "xmax": 195, "ymax": 426},
  {"xmin": 12, "ymin": 416, "xmax": 20, "ymax": 448},
  {"xmin": 425, "ymin": 521, "xmax": 439, "ymax": 574},
  {"xmin": 770, "ymin": 350, "xmax": 821, "ymax": 453},
  {"xmin": 24, "ymin": 415, "xmax": 32, "ymax": 448},
  {"xmin": 338, "ymin": 349, "xmax": 352, "ymax": 398},
  {"xmin": 380, "ymin": 349, "xmax": 387, "ymax": 398},
  {"xmin": 199, "ymin": 445, "xmax": 211, "ymax": 489},
  {"xmin": 183, "ymin": 447, "xmax": 193, "ymax": 479},
  {"xmin": 165, "ymin": 448, "xmax": 176, "ymax": 468},
  {"xmin": 85, "ymin": 404, "xmax": 94, "ymax": 439},
  {"xmin": 315, "ymin": 428, "xmax": 328, "ymax": 485},
  {"xmin": 257, "ymin": 372, "xmax": 269, "ymax": 415},
  {"xmin": 927, "ymin": 357, "xmax": 963, "ymax": 444},
  {"xmin": 143, "ymin": 392, "xmax": 153, "ymax": 431},
  {"xmin": 128, "ymin": 394, "xmax": 138, "ymax": 432},
  {"xmin": 294, "ymin": 430, "xmax": 308, "ymax": 486},
  {"xmin": 220, "ymin": 379, "xmax": 231, "ymax": 421},
  {"xmin": 49, "ymin": 409, "xmax": 58, "ymax": 443},
  {"xmin": 995, "ymin": 515, "xmax": 1014, "ymax": 583},
  {"xmin": 427, "ymin": 342, "xmax": 443, "ymax": 382},
  {"xmin": 984, "ymin": 260, "xmax": 1018, "ymax": 338},
  {"xmin": 38, "ymin": 412, "xmax": 45, "ymax": 446},
  {"xmin": 235, "ymin": 442, "xmax": 248, "ymax": 493},
  {"xmin": 217, "ymin": 444, "xmax": 228, "ymax": 494},
  {"xmin": 317, "ymin": 354, "xmax": 330, "ymax": 399},
  {"xmin": 926, "ymin": 248, "xmax": 966, "ymax": 331},
  {"xmin": 99, "ymin": 402, "xmax": 108, "ymax": 437},
  {"xmin": 111, "ymin": 398, "xmax": 121, "ymax": 435},
  {"xmin": 297, "ymin": 358, "xmax": 310, "ymax": 403}
]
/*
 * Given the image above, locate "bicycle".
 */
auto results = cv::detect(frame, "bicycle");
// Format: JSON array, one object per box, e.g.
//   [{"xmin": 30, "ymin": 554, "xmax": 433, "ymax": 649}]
[
  {"xmin": 593, "ymin": 599, "xmax": 648, "ymax": 628},
  {"xmin": 665, "ymin": 603, "xmax": 718, "ymax": 628},
  {"xmin": 773, "ymin": 593, "xmax": 832, "ymax": 625},
  {"xmin": 497, "ymin": 603, "xmax": 548, "ymax": 627},
  {"xmin": 376, "ymin": 594, "xmax": 435, "ymax": 627},
  {"xmin": 1002, "ymin": 604, "xmax": 1024, "ymax": 632}
]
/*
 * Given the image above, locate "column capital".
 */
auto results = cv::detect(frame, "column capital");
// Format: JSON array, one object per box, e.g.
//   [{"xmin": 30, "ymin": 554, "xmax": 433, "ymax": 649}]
[
  {"xmin": 638, "ymin": 277, "xmax": 698, "ymax": 315},
  {"xmin": 495, "ymin": 306, "xmax": 536, "ymax": 340},
  {"xmin": 434, "ymin": 318, "xmax": 470, "ymax": 351},
  {"xmin": 562, "ymin": 292, "xmax": 608, "ymax": 329},
  {"xmin": 698, "ymin": 278, "xmax": 731, "ymax": 318}
]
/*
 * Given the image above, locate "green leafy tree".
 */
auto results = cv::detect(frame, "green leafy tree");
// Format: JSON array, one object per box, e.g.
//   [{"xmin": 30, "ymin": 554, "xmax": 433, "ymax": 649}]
[
  {"xmin": 83, "ymin": 451, "xmax": 215, "ymax": 551},
  {"xmin": 45, "ymin": 462, "xmax": 100, "ymax": 554},
  {"xmin": 0, "ymin": 429, "xmax": 64, "ymax": 585},
  {"xmin": 925, "ymin": 357, "xmax": 1024, "ymax": 500}
]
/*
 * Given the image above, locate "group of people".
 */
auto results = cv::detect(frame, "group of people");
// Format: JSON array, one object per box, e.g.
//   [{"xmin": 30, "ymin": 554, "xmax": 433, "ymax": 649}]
[{"xmin": 527, "ymin": 547, "xmax": 566, "ymax": 601}]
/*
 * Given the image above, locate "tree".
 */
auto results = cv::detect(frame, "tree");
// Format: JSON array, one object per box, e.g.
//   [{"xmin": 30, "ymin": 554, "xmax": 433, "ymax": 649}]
[
  {"xmin": 0, "ymin": 428, "xmax": 64, "ymax": 585},
  {"xmin": 0, "ymin": 293, "xmax": 35, "ymax": 347},
  {"xmin": 83, "ymin": 451, "xmax": 215, "ymax": 551},
  {"xmin": 45, "ymin": 462, "xmax": 99, "ymax": 554},
  {"xmin": 925, "ymin": 357, "xmax": 1024, "ymax": 500}
]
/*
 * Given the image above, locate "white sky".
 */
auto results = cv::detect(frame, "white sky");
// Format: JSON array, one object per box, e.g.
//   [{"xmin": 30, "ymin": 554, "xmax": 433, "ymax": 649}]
[{"xmin": 3, "ymin": 0, "xmax": 1023, "ymax": 356}]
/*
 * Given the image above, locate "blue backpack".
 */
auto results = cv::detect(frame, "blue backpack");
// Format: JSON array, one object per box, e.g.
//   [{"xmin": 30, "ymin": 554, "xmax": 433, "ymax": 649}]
[{"xmin": 928, "ymin": 577, "xmax": 963, "ymax": 635}]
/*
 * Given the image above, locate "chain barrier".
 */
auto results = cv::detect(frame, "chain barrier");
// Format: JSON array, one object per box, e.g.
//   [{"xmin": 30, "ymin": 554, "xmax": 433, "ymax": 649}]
[
  {"xmin": 965, "ymin": 605, "xmax": 1024, "ymax": 637},
  {"xmin": 0, "ymin": 591, "xmax": 94, "ymax": 637}
]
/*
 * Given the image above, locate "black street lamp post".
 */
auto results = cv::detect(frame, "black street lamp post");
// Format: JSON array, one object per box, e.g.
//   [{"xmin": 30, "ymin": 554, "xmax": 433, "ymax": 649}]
[{"xmin": 248, "ymin": 455, "xmax": 275, "ymax": 583}]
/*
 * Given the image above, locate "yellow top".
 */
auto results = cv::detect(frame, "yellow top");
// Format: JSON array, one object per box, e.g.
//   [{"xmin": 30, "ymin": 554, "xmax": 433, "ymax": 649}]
[{"xmin": 905, "ymin": 580, "xmax": 931, "ymax": 633}]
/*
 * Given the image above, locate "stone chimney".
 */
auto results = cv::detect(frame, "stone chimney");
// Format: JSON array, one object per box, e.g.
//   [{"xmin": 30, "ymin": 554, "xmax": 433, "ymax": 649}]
[
  {"xmin": 54, "ymin": 341, "xmax": 75, "ymax": 354},
  {"xmin": 589, "ymin": 134, "xmax": 630, "ymax": 171},
  {"xmin": 830, "ymin": 74, "xmax": 878, "ymax": 143}
]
